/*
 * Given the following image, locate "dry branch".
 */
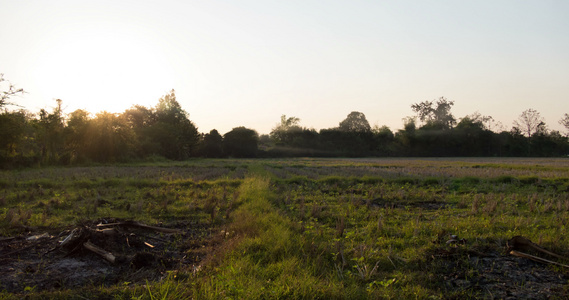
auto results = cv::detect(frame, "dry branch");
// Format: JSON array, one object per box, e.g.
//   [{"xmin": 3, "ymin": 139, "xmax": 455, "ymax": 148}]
[
  {"xmin": 509, "ymin": 250, "xmax": 569, "ymax": 268},
  {"xmin": 96, "ymin": 221, "xmax": 183, "ymax": 234},
  {"xmin": 83, "ymin": 240, "xmax": 116, "ymax": 264},
  {"xmin": 507, "ymin": 236, "xmax": 569, "ymax": 261},
  {"xmin": 508, "ymin": 236, "xmax": 569, "ymax": 268}
]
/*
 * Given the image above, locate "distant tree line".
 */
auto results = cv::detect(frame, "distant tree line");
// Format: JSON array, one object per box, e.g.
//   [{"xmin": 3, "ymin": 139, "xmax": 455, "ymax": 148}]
[
  {"xmin": 267, "ymin": 98, "xmax": 569, "ymax": 158},
  {"xmin": 1, "ymin": 74, "xmax": 568, "ymax": 168}
]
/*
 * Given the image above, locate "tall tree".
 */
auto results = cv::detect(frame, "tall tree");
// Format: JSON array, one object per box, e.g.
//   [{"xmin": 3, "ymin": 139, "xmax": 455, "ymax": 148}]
[
  {"xmin": 0, "ymin": 74, "xmax": 31, "ymax": 167},
  {"xmin": 223, "ymin": 127, "xmax": 259, "ymax": 158},
  {"xmin": 86, "ymin": 111, "xmax": 135, "ymax": 162},
  {"xmin": 0, "ymin": 110, "xmax": 33, "ymax": 166},
  {"xmin": 339, "ymin": 111, "xmax": 371, "ymax": 132},
  {"xmin": 64, "ymin": 109, "xmax": 91, "ymax": 163},
  {"xmin": 411, "ymin": 97, "xmax": 456, "ymax": 130},
  {"xmin": 123, "ymin": 105, "xmax": 158, "ymax": 157},
  {"xmin": 270, "ymin": 115, "xmax": 302, "ymax": 145},
  {"xmin": 201, "ymin": 129, "xmax": 224, "ymax": 158},
  {"xmin": 35, "ymin": 99, "xmax": 65, "ymax": 164},
  {"xmin": 372, "ymin": 125, "xmax": 395, "ymax": 155},
  {"xmin": 513, "ymin": 109, "xmax": 545, "ymax": 138},
  {"xmin": 151, "ymin": 90, "xmax": 199, "ymax": 159}
]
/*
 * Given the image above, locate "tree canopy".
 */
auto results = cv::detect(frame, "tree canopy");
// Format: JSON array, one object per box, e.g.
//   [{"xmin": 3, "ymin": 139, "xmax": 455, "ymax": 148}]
[
  {"xmin": 270, "ymin": 115, "xmax": 302, "ymax": 145},
  {"xmin": 411, "ymin": 97, "xmax": 456, "ymax": 130},
  {"xmin": 223, "ymin": 127, "xmax": 259, "ymax": 158},
  {"xmin": 339, "ymin": 111, "xmax": 371, "ymax": 132}
]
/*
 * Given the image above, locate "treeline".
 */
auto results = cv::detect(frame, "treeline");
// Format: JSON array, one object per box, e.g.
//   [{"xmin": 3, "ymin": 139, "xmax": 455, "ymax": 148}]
[
  {"xmin": 267, "ymin": 101, "xmax": 569, "ymax": 158},
  {"xmin": 268, "ymin": 114, "xmax": 569, "ymax": 158},
  {"xmin": 1, "ymin": 74, "xmax": 569, "ymax": 167},
  {"xmin": 1, "ymin": 90, "xmax": 201, "ymax": 166}
]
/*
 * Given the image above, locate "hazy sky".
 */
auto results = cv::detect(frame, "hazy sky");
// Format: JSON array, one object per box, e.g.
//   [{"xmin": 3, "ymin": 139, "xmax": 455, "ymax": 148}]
[{"xmin": 1, "ymin": 0, "xmax": 568, "ymax": 134}]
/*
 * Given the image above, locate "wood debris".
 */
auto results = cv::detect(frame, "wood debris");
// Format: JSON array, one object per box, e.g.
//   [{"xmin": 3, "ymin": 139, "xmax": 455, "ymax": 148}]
[
  {"xmin": 507, "ymin": 235, "xmax": 569, "ymax": 268},
  {"xmin": 52, "ymin": 219, "xmax": 183, "ymax": 265}
]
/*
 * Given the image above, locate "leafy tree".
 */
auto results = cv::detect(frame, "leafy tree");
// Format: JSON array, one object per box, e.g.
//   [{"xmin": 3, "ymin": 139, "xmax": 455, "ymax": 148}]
[
  {"xmin": 223, "ymin": 127, "xmax": 259, "ymax": 158},
  {"xmin": 339, "ymin": 111, "xmax": 371, "ymax": 132},
  {"xmin": 123, "ymin": 105, "xmax": 158, "ymax": 157},
  {"xmin": 372, "ymin": 125, "xmax": 395, "ymax": 155},
  {"xmin": 459, "ymin": 112, "xmax": 496, "ymax": 130},
  {"xmin": 86, "ymin": 111, "xmax": 136, "ymax": 162},
  {"xmin": 454, "ymin": 114, "xmax": 495, "ymax": 156},
  {"xmin": 64, "ymin": 109, "xmax": 91, "ymax": 163},
  {"xmin": 270, "ymin": 115, "xmax": 302, "ymax": 145},
  {"xmin": 393, "ymin": 117, "xmax": 417, "ymax": 156},
  {"xmin": 0, "ymin": 110, "xmax": 35, "ymax": 166},
  {"xmin": 201, "ymin": 129, "xmax": 224, "ymax": 158},
  {"xmin": 411, "ymin": 97, "xmax": 456, "ymax": 130},
  {"xmin": 124, "ymin": 105, "xmax": 155, "ymax": 129},
  {"xmin": 149, "ymin": 90, "xmax": 199, "ymax": 160},
  {"xmin": 35, "ymin": 99, "xmax": 65, "ymax": 164},
  {"xmin": 0, "ymin": 74, "xmax": 33, "ymax": 167}
]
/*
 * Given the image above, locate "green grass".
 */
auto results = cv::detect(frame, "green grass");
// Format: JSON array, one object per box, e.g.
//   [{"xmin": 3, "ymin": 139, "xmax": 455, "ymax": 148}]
[{"xmin": 1, "ymin": 157, "xmax": 569, "ymax": 299}]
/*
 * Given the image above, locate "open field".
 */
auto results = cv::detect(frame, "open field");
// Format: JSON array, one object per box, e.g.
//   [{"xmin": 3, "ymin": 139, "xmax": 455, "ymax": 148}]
[{"xmin": 1, "ymin": 158, "xmax": 569, "ymax": 299}]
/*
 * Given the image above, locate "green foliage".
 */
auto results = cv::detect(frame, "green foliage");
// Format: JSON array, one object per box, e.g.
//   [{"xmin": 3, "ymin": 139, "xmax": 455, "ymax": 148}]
[
  {"xmin": 411, "ymin": 97, "xmax": 456, "ymax": 130},
  {"xmin": 150, "ymin": 90, "xmax": 200, "ymax": 160},
  {"xmin": 339, "ymin": 111, "xmax": 371, "ymax": 132},
  {"xmin": 200, "ymin": 129, "xmax": 224, "ymax": 158},
  {"xmin": 223, "ymin": 127, "xmax": 259, "ymax": 158},
  {"xmin": 0, "ymin": 91, "xmax": 204, "ymax": 167},
  {"xmin": 270, "ymin": 115, "xmax": 302, "ymax": 145}
]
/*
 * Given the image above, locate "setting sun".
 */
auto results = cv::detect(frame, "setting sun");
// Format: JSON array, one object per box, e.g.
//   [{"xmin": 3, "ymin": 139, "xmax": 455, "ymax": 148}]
[{"xmin": 31, "ymin": 23, "xmax": 176, "ymax": 114}]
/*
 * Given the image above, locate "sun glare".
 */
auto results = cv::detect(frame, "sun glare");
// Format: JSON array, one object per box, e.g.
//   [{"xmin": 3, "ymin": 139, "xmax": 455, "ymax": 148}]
[{"xmin": 32, "ymin": 27, "xmax": 175, "ymax": 114}]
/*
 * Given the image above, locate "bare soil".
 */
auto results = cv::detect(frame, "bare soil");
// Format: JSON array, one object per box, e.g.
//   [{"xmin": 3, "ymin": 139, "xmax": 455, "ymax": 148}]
[
  {"xmin": 430, "ymin": 245, "xmax": 569, "ymax": 299},
  {"xmin": 0, "ymin": 218, "xmax": 214, "ymax": 294}
]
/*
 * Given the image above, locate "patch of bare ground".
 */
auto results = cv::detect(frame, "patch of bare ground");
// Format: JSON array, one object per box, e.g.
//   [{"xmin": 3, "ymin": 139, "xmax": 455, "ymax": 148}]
[
  {"xmin": 0, "ymin": 218, "xmax": 219, "ymax": 294},
  {"xmin": 429, "ymin": 242, "xmax": 569, "ymax": 299}
]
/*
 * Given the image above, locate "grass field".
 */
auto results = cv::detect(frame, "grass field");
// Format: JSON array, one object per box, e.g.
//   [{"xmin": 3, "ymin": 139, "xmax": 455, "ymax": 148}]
[{"xmin": 1, "ymin": 158, "xmax": 569, "ymax": 299}]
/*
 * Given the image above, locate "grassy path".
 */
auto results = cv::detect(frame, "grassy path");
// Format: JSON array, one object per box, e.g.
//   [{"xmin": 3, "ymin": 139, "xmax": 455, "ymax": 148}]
[
  {"xmin": 190, "ymin": 164, "xmax": 386, "ymax": 299},
  {"xmin": 191, "ymin": 165, "xmax": 349, "ymax": 298}
]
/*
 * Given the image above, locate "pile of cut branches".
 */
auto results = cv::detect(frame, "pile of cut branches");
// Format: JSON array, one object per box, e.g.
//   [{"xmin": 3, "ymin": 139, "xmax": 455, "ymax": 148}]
[
  {"xmin": 0, "ymin": 218, "xmax": 204, "ymax": 293},
  {"xmin": 53, "ymin": 220, "xmax": 183, "ymax": 267}
]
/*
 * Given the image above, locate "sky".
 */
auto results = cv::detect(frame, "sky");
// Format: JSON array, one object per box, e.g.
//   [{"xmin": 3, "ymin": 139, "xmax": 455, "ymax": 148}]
[{"xmin": 1, "ymin": 0, "xmax": 568, "ymax": 135}]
